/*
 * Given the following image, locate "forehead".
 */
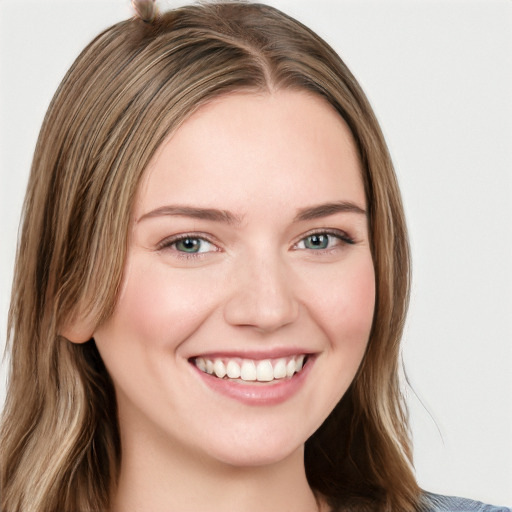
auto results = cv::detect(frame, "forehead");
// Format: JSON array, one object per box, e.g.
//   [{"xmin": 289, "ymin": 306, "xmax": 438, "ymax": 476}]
[{"xmin": 134, "ymin": 90, "xmax": 365, "ymax": 218}]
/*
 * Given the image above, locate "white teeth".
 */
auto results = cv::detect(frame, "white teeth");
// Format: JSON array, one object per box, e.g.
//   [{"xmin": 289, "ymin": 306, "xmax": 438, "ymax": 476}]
[
  {"xmin": 226, "ymin": 360, "xmax": 241, "ymax": 379},
  {"xmin": 286, "ymin": 359, "xmax": 296, "ymax": 378},
  {"xmin": 256, "ymin": 360, "xmax": 273, "ymax": 382},
  {"xmin": 196, "ymin": 357, "xmax": 207, "ymax": 372},
  {"xmin": 213, "ymin": 359, "xmax": 226, "ymax": 378},
  {"xmin": 194, "ymin": 354, "xmax": 308, "ymax": 382},
  {"xmin": 273, "ymin": 358, "xmax": 287, "ymax": 379},
  {"xmin": 240, "ymin": 360, "xmax": 257, "ymax": 381}
]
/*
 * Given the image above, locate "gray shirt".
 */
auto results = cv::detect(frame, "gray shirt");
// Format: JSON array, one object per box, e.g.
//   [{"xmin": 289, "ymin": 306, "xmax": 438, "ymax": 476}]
[{"xmin": 423, "ymin": 492, "xmax": 512, "ymax": 512}]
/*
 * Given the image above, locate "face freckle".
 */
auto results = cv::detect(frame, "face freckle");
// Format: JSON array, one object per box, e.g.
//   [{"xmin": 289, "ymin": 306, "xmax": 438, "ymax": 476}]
[{"xmin": 93, "ymin": 90, "xmax": 375, "ymax": 469}]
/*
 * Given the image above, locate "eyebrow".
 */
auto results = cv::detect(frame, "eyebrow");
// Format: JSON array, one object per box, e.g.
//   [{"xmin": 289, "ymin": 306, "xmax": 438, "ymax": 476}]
[
  {"xmin": 137, "ymin": 200, "xmax": 366, "ymax": 225},
  {"xmin": 293, "ymin": 201, "xmax": 366, "ymax": 222},
  {"xmin": 136, "ymin": 205, "xmax": 242, "ymax": 225}
]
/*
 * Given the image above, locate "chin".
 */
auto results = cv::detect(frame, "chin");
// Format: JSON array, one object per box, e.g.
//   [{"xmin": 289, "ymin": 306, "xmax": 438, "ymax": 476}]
[
  {"xmin": 212, "ymin": 444, "xmax": 302, "ymax": 469},
  {"xmin": 199, "ymin": 422, "xmax": 308, "ymax": 469}
]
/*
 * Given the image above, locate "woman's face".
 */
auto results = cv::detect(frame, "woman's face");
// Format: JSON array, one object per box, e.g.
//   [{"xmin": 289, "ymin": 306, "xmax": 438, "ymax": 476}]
[{"xmin": 94, "ymin": 90, "xmax": 375, "ymax": 468}]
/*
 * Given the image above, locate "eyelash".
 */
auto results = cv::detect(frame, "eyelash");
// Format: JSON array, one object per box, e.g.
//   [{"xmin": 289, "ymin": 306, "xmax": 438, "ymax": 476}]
[
  {"xmin": 157, "ymin": 229, "xmax": 355, "ymax": 259},
  {"xmin": 157, "ymin": 233, "xmax": 219, "ymax": 259},
  {"xmin": 293, "ymin": 229, "xmax": 355, "ymax": 252}
]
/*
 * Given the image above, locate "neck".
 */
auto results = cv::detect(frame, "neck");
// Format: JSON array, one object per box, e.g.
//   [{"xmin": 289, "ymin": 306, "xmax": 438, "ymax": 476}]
[{"xmin": 111, "ymin": 423, "xmax": 323, "ymax": 512}]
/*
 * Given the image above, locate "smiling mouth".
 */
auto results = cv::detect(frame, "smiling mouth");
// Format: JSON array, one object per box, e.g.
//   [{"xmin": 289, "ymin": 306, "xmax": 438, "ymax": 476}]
[{"xmin": 191, "ymin": 354, "xmax": 309, "ymax": 383}]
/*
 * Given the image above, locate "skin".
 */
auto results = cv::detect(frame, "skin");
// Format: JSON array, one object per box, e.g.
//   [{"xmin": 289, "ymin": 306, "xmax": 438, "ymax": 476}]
[{"xmin": 89, "ymin": 90, "xmax": 375, "ymax": 512}]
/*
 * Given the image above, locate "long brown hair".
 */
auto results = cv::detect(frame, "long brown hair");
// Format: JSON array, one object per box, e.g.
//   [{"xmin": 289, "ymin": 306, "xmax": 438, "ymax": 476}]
[{"xmin": 1, "ymin": 3, "xmax": 419, "ymax": 511}]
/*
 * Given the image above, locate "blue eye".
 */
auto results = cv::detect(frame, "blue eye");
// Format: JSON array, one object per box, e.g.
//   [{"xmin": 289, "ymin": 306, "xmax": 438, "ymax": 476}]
[
  {"xmin": 173, "ymin": 237, "xmax": 213, "ymax": 253},
  {"xmin": 156, "ymin": 233, "xmax": 221, "ymax": 262},
  {"xmin": 303, "ymin": 234, "xmax": 330, "ymax": 250},
  {"xmin": 295, "ymin": 231, "xmax": 354, "ymax": 251}
]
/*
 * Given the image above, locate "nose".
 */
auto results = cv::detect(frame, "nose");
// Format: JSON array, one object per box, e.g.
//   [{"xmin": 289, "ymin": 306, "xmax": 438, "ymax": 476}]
[{"xmin": 223, "ymin": 252, "xmax": 299, "ymax": 333}]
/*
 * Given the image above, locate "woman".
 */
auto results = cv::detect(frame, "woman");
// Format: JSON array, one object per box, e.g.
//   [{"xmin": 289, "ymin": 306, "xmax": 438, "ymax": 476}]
[{"xmin": 0, "ymin": 2, "xmax": 509, "ymax": 511}]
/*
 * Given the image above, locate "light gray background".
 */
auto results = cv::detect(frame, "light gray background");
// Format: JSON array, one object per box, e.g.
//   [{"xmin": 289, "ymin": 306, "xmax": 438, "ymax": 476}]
[{"xmin": 1, "ymin": 0, "xmax": 511, "ymax": 506}]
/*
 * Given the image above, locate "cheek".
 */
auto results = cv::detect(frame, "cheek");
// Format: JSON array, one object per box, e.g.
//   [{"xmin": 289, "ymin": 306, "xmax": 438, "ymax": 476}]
[
  {"xmin": 306, "ymin": 255, "xmax": 375, "ymax": 349},
  {"xmin": 101, "ymin": 256, "xmax": 220, "ymax": 349},
  {"xmin": 296, "ymin": 255, "xmax": 375, "ymax": 429}
]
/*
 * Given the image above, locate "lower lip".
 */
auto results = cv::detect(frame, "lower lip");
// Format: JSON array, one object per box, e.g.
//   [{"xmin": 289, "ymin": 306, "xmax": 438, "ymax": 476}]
[{"xmin": 191, "ymin": 358, "xmax": 314, "ymax": 406}]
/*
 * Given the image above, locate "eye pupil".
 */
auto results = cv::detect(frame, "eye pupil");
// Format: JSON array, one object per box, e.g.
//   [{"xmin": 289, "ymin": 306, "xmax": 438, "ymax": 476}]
[{"xmin": 306, "ymin": 234, "xmax": 328, "ymax": 249}]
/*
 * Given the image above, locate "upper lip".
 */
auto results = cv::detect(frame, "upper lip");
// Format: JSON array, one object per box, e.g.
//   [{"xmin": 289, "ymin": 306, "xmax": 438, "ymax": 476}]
[{"xmin": 188, "ymin": 348, "xmax": 316, "ymax": 361}]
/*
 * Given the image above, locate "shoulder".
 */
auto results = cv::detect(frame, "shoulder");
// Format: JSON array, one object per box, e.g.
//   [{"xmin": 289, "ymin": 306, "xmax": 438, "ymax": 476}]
[{"xmin": 422, "ymin": 492, "xmax": 512, "ymax": 512}]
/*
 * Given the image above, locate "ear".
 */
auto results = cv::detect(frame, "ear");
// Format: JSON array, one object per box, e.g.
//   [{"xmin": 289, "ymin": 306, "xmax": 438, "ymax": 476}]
[{"xmin": 60, "ymin": 310, "xmax": 96, "ymax": 344}]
